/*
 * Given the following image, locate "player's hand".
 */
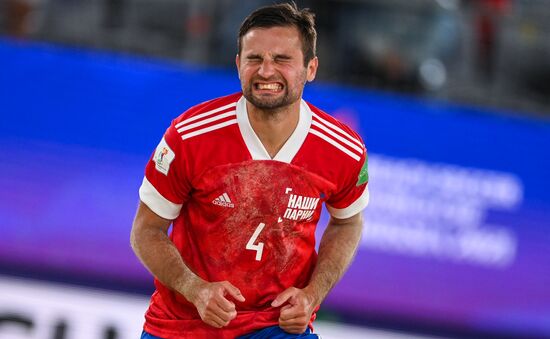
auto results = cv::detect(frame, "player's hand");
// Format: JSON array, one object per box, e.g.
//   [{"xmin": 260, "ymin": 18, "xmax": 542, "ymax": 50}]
[
  {"xmin": 186, "ymin": 279, "xmax": 245, "ymax": 328},
  {"xmin": 271, "ymin": 287, "xmax": 317, "ymax": 334}
]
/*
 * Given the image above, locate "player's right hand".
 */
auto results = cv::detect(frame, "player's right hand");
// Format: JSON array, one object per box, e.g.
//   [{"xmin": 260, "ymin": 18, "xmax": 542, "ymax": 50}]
[{"xmin": 186, "ymin": 279, "xmax": 246, "ymax": 328}]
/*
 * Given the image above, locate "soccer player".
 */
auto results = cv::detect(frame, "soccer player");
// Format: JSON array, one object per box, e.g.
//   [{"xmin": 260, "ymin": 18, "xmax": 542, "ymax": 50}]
[{"xmin": 130, "ymin": 2, "xmax": 369, "ymax": 338}]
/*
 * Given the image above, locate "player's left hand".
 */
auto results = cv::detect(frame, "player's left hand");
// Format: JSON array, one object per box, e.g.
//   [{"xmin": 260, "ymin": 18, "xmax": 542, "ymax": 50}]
[{"xmin": 271, "ymin": 287, "xmax": 317, "ymax": 334}]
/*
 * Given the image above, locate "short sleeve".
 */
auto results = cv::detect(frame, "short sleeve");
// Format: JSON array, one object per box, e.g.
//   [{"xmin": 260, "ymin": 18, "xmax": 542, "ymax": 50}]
[
  {"xmin": 326, "ymin": 147, "xmax": 370, "ymax": 219},
  {"xmin": 139, "ymin": 121, "xmax": 191, "ymax": 219}
]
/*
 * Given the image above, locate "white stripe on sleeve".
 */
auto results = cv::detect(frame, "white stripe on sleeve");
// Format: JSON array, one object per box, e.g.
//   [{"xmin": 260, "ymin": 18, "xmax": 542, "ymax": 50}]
[
  {"xmin": 326, "ymin": 186, "xmax": 370, "ymax": 219},
  {"xmin": 139, "ymin": 177, "xmax": 182, "ymax": 220}
]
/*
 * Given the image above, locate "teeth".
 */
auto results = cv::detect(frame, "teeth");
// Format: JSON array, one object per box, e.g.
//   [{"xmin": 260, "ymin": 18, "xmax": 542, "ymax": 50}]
[{"xmin": 257, "ymin": 83, "xmax": 281, "ymax": 90}]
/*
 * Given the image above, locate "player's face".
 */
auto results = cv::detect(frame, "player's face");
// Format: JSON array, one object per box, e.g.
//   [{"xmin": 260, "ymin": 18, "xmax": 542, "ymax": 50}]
[{"xmin": 236, "ymin": 26, "xmax": 318, "ymax": 112}]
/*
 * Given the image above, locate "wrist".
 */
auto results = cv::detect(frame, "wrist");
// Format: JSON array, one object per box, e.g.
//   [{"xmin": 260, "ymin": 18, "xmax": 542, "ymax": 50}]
[
  {"xmin": 176, "ymin": 275, "xmax": 206, "ymax": 304},
  {"xmin": 303, "ymin": 284, "xmax": 324, "ymax": 307}
]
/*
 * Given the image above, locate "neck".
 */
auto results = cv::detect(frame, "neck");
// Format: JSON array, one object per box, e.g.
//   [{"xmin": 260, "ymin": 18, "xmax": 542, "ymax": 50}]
[{"xmin": 246, "ymin": 100, "xmax": 301, "ymax": 159}]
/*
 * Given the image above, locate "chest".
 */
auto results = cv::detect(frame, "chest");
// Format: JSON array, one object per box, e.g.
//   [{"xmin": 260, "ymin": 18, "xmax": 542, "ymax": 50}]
[
  {"xmin": 178, "ymin": 160, "xmax": 335, "ymax": 268},
  {"xmin": 191, "ymin": 160, "xmax": 334, "ymax": 224}
]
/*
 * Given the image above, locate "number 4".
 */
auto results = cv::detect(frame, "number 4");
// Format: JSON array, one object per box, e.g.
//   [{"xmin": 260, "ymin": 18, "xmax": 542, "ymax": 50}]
[{"xmin": 246, "ymin": 223, "xmax": 265, "ymax": 261}]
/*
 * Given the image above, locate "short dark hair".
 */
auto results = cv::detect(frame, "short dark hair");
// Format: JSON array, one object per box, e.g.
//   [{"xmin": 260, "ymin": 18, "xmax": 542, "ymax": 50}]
[{"xmin": 237, "ymin": 2, "xmax": 317, "ymax": 66}]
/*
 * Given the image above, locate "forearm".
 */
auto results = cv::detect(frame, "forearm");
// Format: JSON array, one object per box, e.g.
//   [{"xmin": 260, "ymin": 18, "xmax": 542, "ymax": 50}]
[
  {"xmin": 304, "ymin": 213, "xmax": 363, "ymax": 305},
  {"xmin": 132, "ymin": 228, "xmax": 202, "ymax": 295},
  {"xmin": 130, "ymin": 203, "xmax": 205, "ymax": 301}
]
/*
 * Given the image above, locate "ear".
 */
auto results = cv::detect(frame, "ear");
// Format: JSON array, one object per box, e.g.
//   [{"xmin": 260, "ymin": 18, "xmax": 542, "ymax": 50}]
[
  {"xmin": 235, "ymin": 54, "xmax": 241, "ymax": 78},
  {"xmin": 306, "ymin": 56, "xmax": 318, "ymax": 82}
]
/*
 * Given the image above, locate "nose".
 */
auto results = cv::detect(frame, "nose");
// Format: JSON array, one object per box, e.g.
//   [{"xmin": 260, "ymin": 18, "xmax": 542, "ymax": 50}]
[{"xmin": 257, "ymin": 59, "xmax": 276, "ymax": 79}]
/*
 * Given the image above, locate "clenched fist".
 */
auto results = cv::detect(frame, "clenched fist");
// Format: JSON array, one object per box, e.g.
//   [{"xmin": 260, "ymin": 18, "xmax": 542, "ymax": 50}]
[
  {"xmin": 271, "ymin": 287, "xmax": 318, "ymax": 334},
  {"xmin": 186, "ymin": 279, "xmax": 245, "ymax": 328}
]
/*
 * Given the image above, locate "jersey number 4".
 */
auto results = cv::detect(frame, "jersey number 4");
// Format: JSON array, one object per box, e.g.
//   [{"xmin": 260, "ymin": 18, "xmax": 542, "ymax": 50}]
[{"xmin": 246, "ymin": 223, "xmax": 265, "ymax": 261}]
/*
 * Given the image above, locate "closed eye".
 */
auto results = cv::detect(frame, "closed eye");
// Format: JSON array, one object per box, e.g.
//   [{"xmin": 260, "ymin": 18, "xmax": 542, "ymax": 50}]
[
  {"xmin": 274, "ymin": 55, "xmax": 292, "ymax": 62},
  {"xmin": 246, "ymin": 55, "xmax": 263, "ymax": 62}
]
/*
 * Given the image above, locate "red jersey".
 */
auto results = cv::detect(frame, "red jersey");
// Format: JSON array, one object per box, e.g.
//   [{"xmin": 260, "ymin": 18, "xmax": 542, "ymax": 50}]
[{"xmin": 139, "ymin": 93, "xmax": 369, "ymax": 338}]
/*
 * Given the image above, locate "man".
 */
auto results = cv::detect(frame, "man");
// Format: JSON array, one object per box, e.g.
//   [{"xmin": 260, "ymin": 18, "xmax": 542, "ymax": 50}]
[{"xmin": 131, "ymin": 2, "xmax": 369, "ymax": 338}]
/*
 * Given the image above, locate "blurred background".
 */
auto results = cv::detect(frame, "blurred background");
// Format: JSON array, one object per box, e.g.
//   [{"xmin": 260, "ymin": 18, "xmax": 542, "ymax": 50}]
[{"xmin": 1, "ymin": 0, "xmax": 549, "ymax": 338}]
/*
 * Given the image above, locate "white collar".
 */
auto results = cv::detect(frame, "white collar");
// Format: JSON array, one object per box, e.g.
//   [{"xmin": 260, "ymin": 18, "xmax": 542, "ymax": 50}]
[{"xmin": 236, "ymin": 95, "xmax": 312, "ymax": 163}]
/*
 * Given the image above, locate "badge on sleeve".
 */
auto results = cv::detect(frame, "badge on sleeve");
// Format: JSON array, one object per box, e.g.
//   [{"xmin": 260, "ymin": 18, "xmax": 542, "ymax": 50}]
[
  {"xmin": 153, "ymin": 137, "xmax": 175, "ymax": 175},
  {"xmin": 356, "ymin": 154, "xmax": 369, "ymax": 186}
]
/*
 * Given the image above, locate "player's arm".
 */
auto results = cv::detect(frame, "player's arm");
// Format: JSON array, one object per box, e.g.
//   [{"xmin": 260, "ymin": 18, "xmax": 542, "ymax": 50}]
[
  {"xmin": 272, "ymin": 212, "xmax": 363, "ymax": 334},
  {"xmin": 306, "ymin": 212, "xmax": 363, "ymax": 302},
  {"xmin": 130, "ymin": 201, "xmax": 245, "ymax": 328}
]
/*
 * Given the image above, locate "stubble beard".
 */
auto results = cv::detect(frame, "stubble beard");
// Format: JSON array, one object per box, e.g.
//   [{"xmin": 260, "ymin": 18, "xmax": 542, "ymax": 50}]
[
  {"xmin": 245, "ymin": 91, "xmax": 289, "ymax": 113},
  {"xmin": 242, "ymin": 77, "xmax": 306, "ymax": 114}
]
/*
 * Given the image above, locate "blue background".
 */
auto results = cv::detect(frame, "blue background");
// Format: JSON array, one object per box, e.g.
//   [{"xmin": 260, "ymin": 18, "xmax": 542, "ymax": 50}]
[{"xmin": 1, "ymin": 38, "xmax": 549, "ymax": 338}]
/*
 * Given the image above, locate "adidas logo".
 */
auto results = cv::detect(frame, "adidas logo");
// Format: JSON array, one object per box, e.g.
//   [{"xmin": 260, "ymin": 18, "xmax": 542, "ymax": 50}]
[{"xmin": 212, "ymin": 192, "xmax": 235, "ymax": 208}]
